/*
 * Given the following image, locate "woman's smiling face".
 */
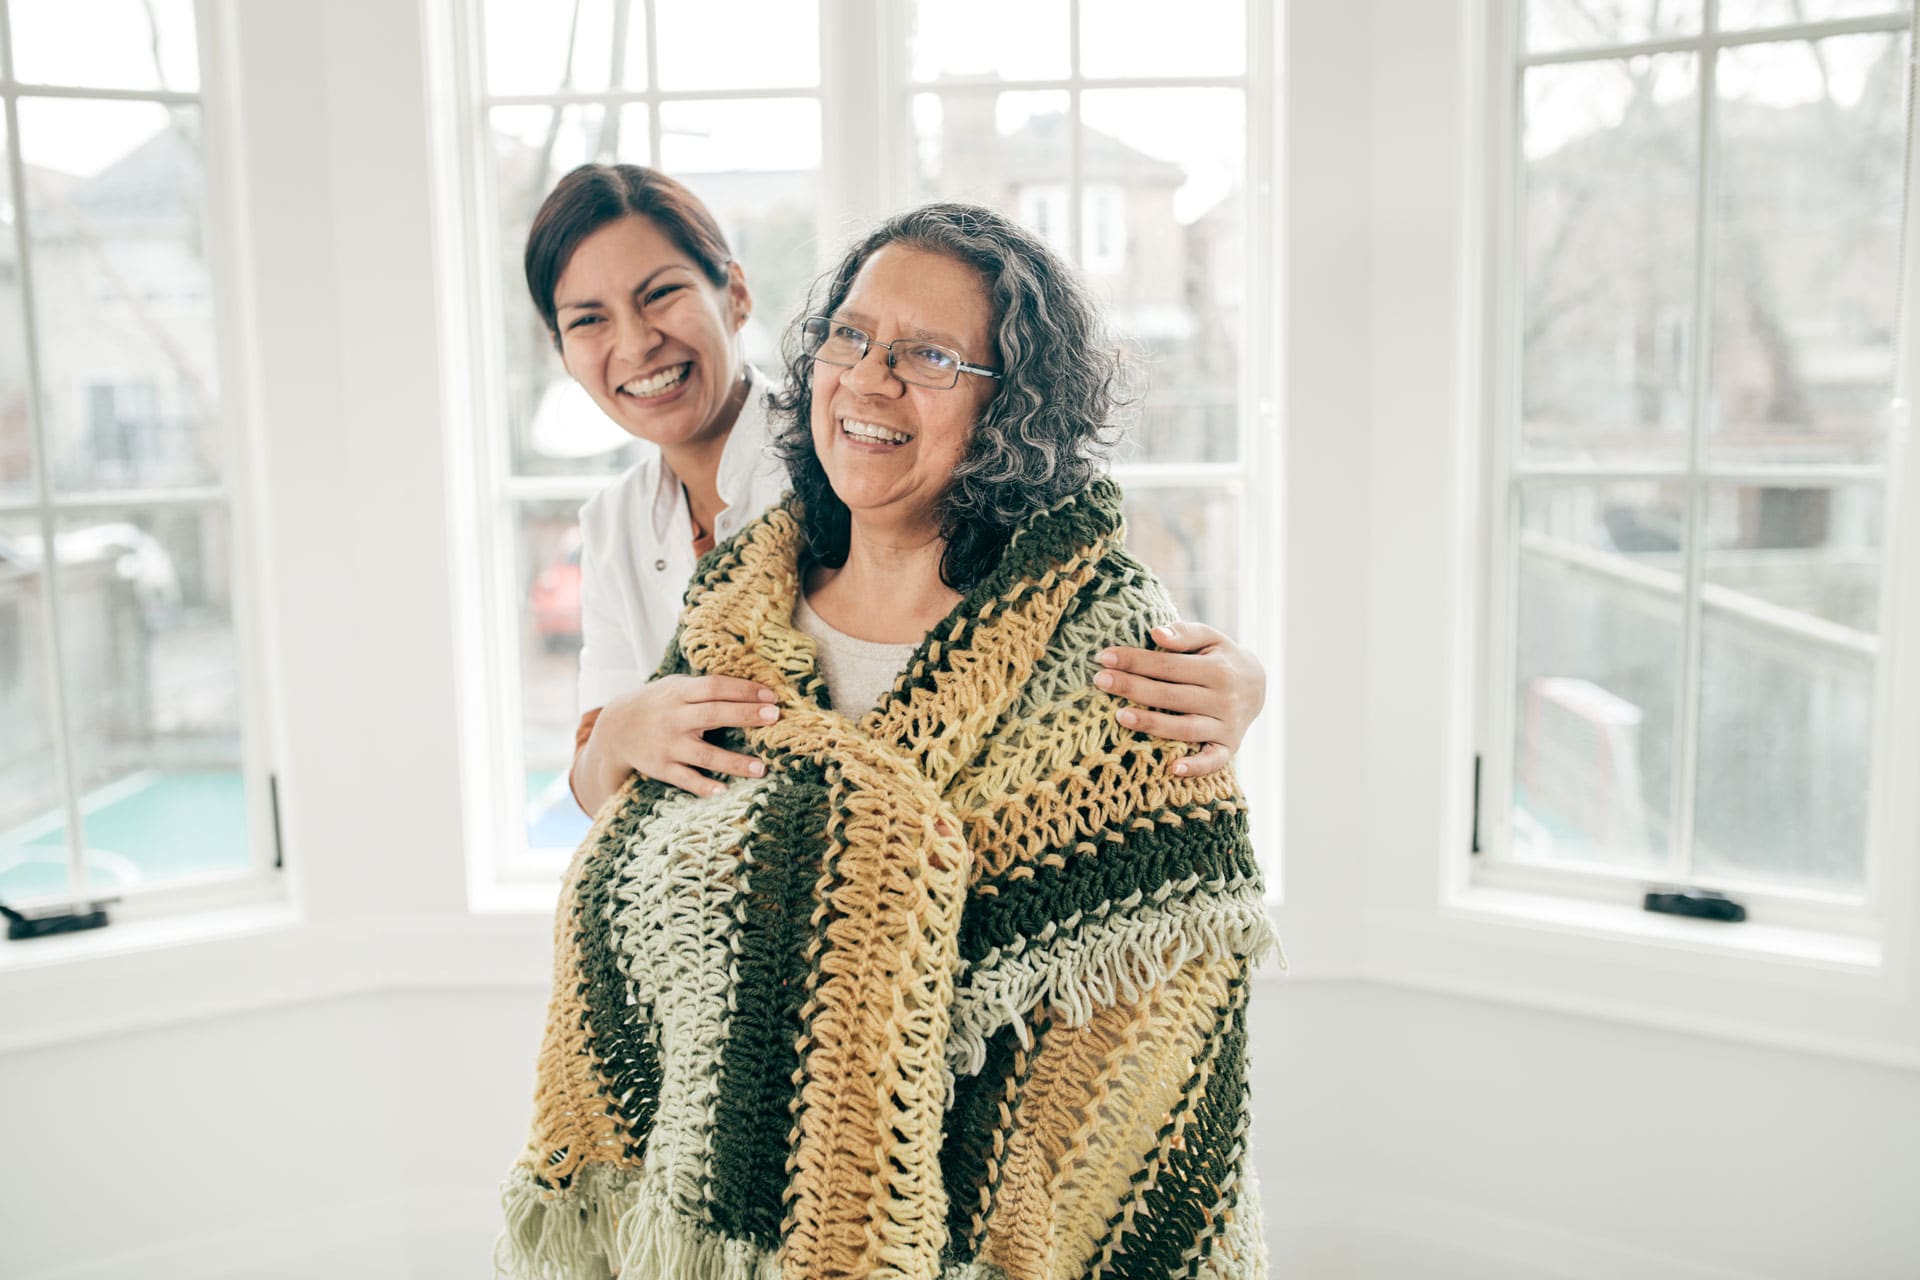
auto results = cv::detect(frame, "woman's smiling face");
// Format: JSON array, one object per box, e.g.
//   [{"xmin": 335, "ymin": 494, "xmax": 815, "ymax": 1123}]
[
  {"xmin": 552, "ymin": 214, "xmax": 750, "ymax": 450},
  {"xmin": 809, "ymin": 243, "xmax": 998, "ymax": 538}
]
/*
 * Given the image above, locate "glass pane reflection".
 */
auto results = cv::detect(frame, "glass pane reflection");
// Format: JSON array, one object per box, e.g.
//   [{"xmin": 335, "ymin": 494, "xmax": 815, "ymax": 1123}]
[
  {"xmin": 1710, "ymin": 32, "xmax": 1908, "ymax": 466},
  {"xmin": 0, "ymin": 514, "xmax": 71, "ymax": 902},
  {"xmin": 1122, "ymin": 483, "xmax": 1240, "ymax": 632},
  {"xmin": 18, "ymin": 99, "xmax": 222, "ymax": 495},
  {"xmin": 55, "ymin": 505, "xmax": 248, "ymax": 892},
  {"xmin": 1521, "ymin": 55, "xmax": 1698, "ymax": 466},
  {"xmin": 1511, "ymin": 482, "xmax": 1686, "ymax": 871},
  {"xmin": 515, "ymin": 499, "xmax": 592, "ymax": 852}
]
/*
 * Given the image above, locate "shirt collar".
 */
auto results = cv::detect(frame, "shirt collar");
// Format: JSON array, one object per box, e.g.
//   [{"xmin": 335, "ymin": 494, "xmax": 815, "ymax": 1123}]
[
  {"xmin": 645, "ymin": 364, "xmax": 777, "ymax": 546},
  {"xmin": 715, "ymin": 364, "xmax": 777, "ymax": 512}
]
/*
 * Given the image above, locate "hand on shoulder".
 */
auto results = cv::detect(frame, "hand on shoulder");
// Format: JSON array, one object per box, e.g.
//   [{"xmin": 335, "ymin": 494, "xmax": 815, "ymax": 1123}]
[{"xmin": 1091, "ymin": 621, "xmax": 1267, "ymax": 779}]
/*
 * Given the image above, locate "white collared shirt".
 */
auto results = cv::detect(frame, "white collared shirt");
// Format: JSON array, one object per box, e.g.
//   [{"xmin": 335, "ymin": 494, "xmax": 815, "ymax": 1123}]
[{"xmin": 576, "ymin": 366, "xmax": 790, "ymax": 714}]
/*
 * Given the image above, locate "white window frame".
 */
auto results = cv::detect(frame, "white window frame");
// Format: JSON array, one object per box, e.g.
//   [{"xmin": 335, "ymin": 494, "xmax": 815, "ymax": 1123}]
[
  {"xmin": 1353, "ymin": 0, "xmax": 1920, "ymax": 1071},
  {"xmin": 0, "ymin": 0, "xmax": 281, "ymax": 927},
  {"xmin": 1478, "ymin": 0, "xmax": 1918, "ymax": 939},
  {"xmin": 442, "ymin": 0, "xmax": 1284, "ymax": 905},
  {"xmin": 1480, "ymin": 1, "xmax": 1919, "ymax": 933}
]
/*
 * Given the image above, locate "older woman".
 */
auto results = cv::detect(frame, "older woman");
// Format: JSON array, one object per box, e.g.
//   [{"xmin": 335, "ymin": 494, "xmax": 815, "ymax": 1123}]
[
  {"xmin": 521, "ymin": 163, "xmax": 1268, "ymax": 811},
  {"xmin": 498, "ymin": 204, "xmax": 1284, "ymax": 1280}
]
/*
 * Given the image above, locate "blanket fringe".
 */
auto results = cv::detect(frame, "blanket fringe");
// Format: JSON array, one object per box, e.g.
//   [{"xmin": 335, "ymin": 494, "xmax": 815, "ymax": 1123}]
[
  {"xmin": 495, "ymin": 1163, "xmax": 636, "ymax": 1279},
  {"xmin": 946, "ymin": 890, "xmax": 1283, "ymax": 1076},
  {"xmin": 497, "ymin": 1165, "xmax": 784, "ymax": 1280},
  {"xmin": 610, "ymin": 1186, "xmax": 780, "ymax": 1280}
]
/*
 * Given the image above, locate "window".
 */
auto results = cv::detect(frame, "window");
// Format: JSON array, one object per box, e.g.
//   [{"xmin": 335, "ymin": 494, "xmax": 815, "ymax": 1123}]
[
  {"xmin": 459, "ymin": 0, "xmax": 825, "ymax": 867},
  {"xmin": 450, "ymin": 0, "xmax": 1277, "ymax": 881},
  {"xmin": 1481, "ymin": 1, "xmax": 1915, "ymax": 923},
  {"xmin": 0, "ymin": 0, "xmax": 272, "ymax": 915}
]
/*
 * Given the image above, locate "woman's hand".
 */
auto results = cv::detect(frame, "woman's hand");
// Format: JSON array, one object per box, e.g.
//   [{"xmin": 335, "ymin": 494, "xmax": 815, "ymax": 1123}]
[
  {"xmin": 1093, "ymin": 622, "xmax": 1266, "ymax": 778},
  {"xmin": 571, "ymin": 674, "xmax": 781, "ymax": 812}
]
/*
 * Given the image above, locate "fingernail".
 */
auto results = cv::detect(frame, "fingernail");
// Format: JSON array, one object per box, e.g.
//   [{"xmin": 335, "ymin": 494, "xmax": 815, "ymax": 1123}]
[
  {"xmin": 1118, "ymin": 708, "xmax": 1138, "ymax": 727},
  {"xmin": 760, "ymin": 705, "xmax": 779, "ymax": 721},
  {"xmin": 1096, "ymin": 649, "xmax": 1119, "ymax": 666},
  {"xmin": 1173, "ymin": 760, "xmax": 1188, "ymax": 776},
  {"xmin": 750, "ymin": 761, "xmax": 766, "ymax": 777},
  {"xmin": 1155, "ymin": 624, "xmax": 1179, "ymax": 640},
  {"xmin": 710, "ymin": 783, "xmax": 727, "ymax": 797},
  {"xmin": 1094, "ymin": 671, "xmax": 1115, "ymax": 690},
  {"xmin": 759, "ymin": 689, "xmax": 778, "ymax": 702}
]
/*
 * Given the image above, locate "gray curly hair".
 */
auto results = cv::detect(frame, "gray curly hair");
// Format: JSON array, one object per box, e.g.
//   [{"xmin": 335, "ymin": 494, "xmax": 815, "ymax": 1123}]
[{"xmin": 769, "ymin": 201, "xmax": 1128, "ymax": 590}]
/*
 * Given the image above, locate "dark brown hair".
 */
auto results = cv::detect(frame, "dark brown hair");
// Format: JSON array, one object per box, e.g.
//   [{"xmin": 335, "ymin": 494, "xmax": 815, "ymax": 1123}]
[{"xmin": 523, "ymin": 163, "xmax": 734, "ymax": 345}]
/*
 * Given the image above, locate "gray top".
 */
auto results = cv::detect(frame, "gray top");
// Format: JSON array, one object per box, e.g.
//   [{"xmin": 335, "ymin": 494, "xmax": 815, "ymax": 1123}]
[{"xmin": 791, "ymin": 592, "xmax": 918, "ymax": 715}]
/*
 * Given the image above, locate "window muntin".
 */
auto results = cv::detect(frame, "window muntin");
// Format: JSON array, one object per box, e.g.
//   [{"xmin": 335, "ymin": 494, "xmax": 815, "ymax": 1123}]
[
  {"xmin": 1489, "ymin": 1, "xmax": 1914, "ymax": 902},
  {"xmin": 0, "ymin": 0, "xmax": 265, "ymax": 909}
]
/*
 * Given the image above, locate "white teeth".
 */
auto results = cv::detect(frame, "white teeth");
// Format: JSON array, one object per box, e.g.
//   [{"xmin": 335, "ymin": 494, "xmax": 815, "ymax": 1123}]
[
  {"xmin": 841, "ymin": 418, "xmax": 910, "ymax": 445},
  {"xmin": 620, "ymin": 363, "xmax": 690, "ymax": 397}
]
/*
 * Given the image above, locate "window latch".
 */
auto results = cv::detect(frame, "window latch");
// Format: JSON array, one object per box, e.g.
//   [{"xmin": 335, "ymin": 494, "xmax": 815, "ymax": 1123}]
[
  {"xmin": 0, "ymin": 898, "xmax": 113, "ymax": 941},
  {"xmin": 1643, "ymin": 886, "xmax": 1746, "ymax": 923}
]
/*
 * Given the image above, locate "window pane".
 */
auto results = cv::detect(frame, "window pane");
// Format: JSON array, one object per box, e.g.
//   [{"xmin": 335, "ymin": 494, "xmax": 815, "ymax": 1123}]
[
  {"xmin": 1709, "ymin": 32, "xmax": 1908, "ymax": 466},
  {"xmin": 0, "ymin": 111, "xmax": 32, "ymax": 502},
  {"xmin": 1693, "ymin": 621, "xmax": 1871, "ymax": 892},
  {"xmin": 56, "ymin": 506, "xmax": 249, "ymax": 891},
  {"xmin": 1719, "ymin": 0, "xmax": 1911, "ymax": 27},
  {"xmin": 654, "ymin": 0, "xmax": 817, "ymax": 90},
  {"xmin": 0, "ymin": 514, "xmax": 71, "ymax": 902},
  {"xmin": 1512, "ymin": 482, "xmax": 1686, "ymax": 870},
  {"xmin": 1122, "ymin": 484, "xmax": 1240, "ymax": 631},
  {"xmin": 481, "ymin": 0, "xmax": 646, "ymax": 95},
  {"xmin": 908, "ymin": 0, "xmax": 1069, "ymax": 82},
  {"xmin": 659, "ymin": 99, "xmax": 822, "ymax": 368},
  {"xmin": 1521, "ymin": 55, "xmax": 1698, "ymax": 466},
  {"xmin": 18, "ymin": 99, "xmax": 221, "ymax": 494},
  {"xmin": 489, "ymin": 103, "xmax": 652, "ymax": 479},
  {"xmin": 1703, "ymin": 483, "xmax": 1883, "ymax": 633},
  {"xmin": 1080, "ymin": 0, "xmax": 1244, "ymax": 77},
  {"xmin": 911, "ymin": 90, "xmax": 1071, "ymax": 223},
  {"xmin": 515, "ymin": 499, "xmax": 591, "ymax": 854},
  {"xmin": 7, "ymin": 0, "xmax": 199, "ymax": 91},
  {"xmin": 1525, "ymin": 0, "xmax": 1702, "ymax": 53},
  {"xmin": 1082, "ymin": 89, "xmax": 1244, "ymax": 465}
]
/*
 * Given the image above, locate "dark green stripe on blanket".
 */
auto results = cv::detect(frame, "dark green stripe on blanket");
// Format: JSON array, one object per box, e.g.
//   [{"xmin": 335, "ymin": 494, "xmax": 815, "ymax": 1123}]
[
  {"xmin": 942, "ymin": 1018, "xmax": 1042, "ymax": 1265},
  {"xmin": 961, "ymin": 806, "xmax": 1259, "ymax": 965},
  {"xmin": 879, "ymin": 481, "xmax": 1124, "ymax": 708},
  {"xmin": 571, "ymin": 778, "xmax": 676, "ymax": 1183},
  {"xmin": 708, "ymin": 761, "xmax": 832, "ymax": 1245},
  {"xmin": 1102, "ymin": 960, "xmax": 1254, "ymax": 1280}
]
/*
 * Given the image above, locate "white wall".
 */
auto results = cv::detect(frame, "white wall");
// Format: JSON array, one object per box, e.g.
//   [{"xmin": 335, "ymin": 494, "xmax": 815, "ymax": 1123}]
[{"xmin": 1, "ymin": 1, "xmax": 1916, "ymax": 1277}]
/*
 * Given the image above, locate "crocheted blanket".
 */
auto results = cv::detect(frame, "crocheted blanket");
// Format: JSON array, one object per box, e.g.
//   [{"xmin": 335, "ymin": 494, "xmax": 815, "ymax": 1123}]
[{"xmin": 497, "ymin": 479, "xmax": 1285, "ymax": 1280}]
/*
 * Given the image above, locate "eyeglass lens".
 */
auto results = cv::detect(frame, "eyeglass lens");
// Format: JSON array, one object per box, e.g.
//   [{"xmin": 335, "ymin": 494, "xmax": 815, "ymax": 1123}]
[{"xmin": 804, "ymin": 318, "xmax": 962, "ymax": 388}]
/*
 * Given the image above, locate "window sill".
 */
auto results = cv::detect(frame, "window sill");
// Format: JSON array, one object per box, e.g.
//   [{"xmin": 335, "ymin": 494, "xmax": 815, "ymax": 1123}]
[
  {"xmin": 1361, "ymin": 889, "xmax": 1918, "ymax": 1072},
  {"xmin": 1443, "ymin": 883, "xmax": 1883, "ymax": 974},
  {"xmin": 0, "ymin": 904, "xmax": 552, "ymax": 1055},
  {"xmin": 0, "ymin": 897, "xmax": 302, "ymax": 975}
]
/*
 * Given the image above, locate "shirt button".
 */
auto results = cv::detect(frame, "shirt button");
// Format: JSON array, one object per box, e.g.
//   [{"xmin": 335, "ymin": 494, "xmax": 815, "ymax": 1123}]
[{"xmin": 654, "ymin": 558, "xmax": 667, "ymax": 571}]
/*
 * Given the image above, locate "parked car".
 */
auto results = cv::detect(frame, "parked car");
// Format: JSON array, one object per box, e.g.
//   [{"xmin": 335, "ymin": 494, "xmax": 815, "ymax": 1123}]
[{"xmin": 529, "ymin": 529, "xmax": 582, "ymax": 652}]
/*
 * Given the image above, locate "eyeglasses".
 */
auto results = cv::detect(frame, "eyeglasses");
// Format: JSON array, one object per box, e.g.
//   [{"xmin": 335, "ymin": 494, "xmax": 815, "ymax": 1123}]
[{"xmin": 800, "ymin": 316, "xmax": 1001, "ymax": 390}]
